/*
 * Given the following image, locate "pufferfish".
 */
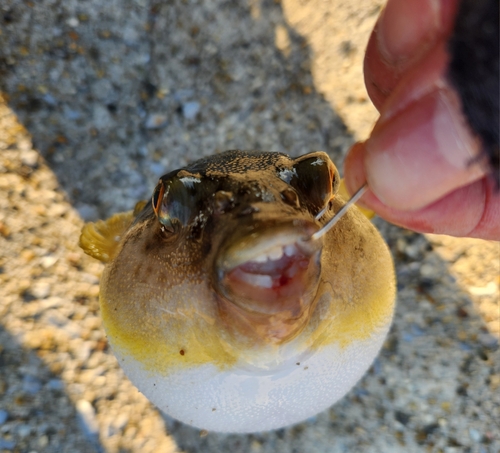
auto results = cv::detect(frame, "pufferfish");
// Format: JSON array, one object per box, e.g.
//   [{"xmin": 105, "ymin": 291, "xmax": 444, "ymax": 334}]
[{"xmin": 79, "ymin": 150, "xmax": 396, "ymax": 433}]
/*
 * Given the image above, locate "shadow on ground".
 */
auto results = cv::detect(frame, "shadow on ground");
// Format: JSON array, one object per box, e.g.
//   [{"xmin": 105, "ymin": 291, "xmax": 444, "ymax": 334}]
[
  {"xmin": 0, "ymin": 325, "xmax": 102, "ymax": 453},
  {"xmin": 0, "ymin": 0, "xmax": 350, "ymax": 218}
]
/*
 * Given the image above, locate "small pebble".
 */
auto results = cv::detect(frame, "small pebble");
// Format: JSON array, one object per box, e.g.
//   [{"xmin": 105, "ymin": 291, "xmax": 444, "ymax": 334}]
[
  {"xmin": 371, "ymin": 358, "xmax": 382, "ymax": 375},
  {"xmin": 51, "ymin": 317, "xmax": 83, "ymax": 340},
  {"xmin": 47, "ymin": 379, "xmax": 65, "ymax": 391},
  {"xmin": 478, "ymin": 333, "xmax": 498, "ymax": 349},
  {"xmin": 182, "ymin": 101, "xmax": 200, "ymax": 119},
  {"xmin": 469, "ymin": 427, "xmax": 482, "ymax": 442},
  {"xmin": 42, "ymin": 93, "xmax": 57, "ymax": 105},
  {"xmin": 17, "ymin": 424, "xmax": 32, "ymax": 439},
  {"xmin": 38, "ymin": 434, "xmax": 49, "ymax": 448},
  {"xmin": 458, "ymin": 342, "xmax": 474, "ymax": 352},
  {"xmin": 0, "ymin": 439, "xmax": 15, "ymax": 450},
  {"xmin": 20, "ymin": 150, "xmax": 39, "ymax": 167},
  {"xmin": 31, "ymin": 282, "xmax": 51, "ymax": 299},
  {"xmin": 76, "ymin": 400, "xmax": 99, "ymax": 439},
  {"xmin": 123, "ymin": 26, "xmax": 139, "ymax": 44},
  {"xmin": 419, "ymin": 263, "xmax": 435, "ymax": 278},
  {"xmin": 22, "ymin": 375, "xmax": 42, "ymax": 395},
  {"xmin": 74, "ymin": 341, "xmax": 92, "ymax": 362},
  {"xmin": 0, "ymin": 411, "xmax": 8, "ymax": 425},
  {"xmin": 353, "ymin": 387, "xmax": 369, "ymax": 397},
  {"xmin": 66, "ymin": 17, "xmax": 79, "ymax": 27},
  {"xmin": 113, "ymin": 412, "xmax": 129, "ymax": 431},
  {"xmin": 394, "ymin": 410, "xmax": 411, "ymax": 426},
  {"xmin": 404, "ymin": 244, "xmax": 421, "ymax": 260},
  {"xmin": 93, "ymin": 105, "xmax": 113, "ymax": 129},
  {"xmin": 108, "ymin": 411, "xmax": 129, "ymax": 436},
  {"xmin": 173, "ymin": 89, "xmax": 194, "ymax": 101},
  {"xmin": 40, "ymin": 256, "xmax": 58, "ymax": 269},
  {"xmin": 468, "ymin": 282, "xmax": 497, "ymax": 296},
  {"xmin": 63, "ymin": 107, "xmax": 82, "ymax": 120},
  {"xmin": 145, "ymin": 113, "xmax": 167, "ymax": 129}
]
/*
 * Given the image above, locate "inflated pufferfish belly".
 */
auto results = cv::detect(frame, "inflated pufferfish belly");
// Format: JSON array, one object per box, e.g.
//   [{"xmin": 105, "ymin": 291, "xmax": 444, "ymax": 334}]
[{"xmin": 79, "ymin": 150, "xmax": 396, "ymax": 433}]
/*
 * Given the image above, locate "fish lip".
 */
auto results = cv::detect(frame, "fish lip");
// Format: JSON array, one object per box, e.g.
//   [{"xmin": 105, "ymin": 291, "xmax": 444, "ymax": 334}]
[
  {"xmin": 213, "ymin": 220, "xmax": 323, "ymax": 335},
  {"xmin": 215, "ymin": 221, "xmax": 321, "ymax": 274},
  {"xmin": 212, "ymin": 220, "xmax": 323, "ymax": 344}
]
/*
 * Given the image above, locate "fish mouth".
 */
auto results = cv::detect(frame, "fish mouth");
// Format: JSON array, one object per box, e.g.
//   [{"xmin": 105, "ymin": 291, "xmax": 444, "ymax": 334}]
[{"xmin": 214, "ymin": 222, "xmax": 322, "ymax": 342}]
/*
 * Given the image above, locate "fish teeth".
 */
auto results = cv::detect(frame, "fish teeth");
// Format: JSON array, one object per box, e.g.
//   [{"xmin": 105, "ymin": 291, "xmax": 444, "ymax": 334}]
[
  {"xmin": 239, "ymin": 272, "xmax": 273, "ymax": 288},
  {"xmin": 284, "ymin": 244, "xmax": 297, "ymax": 257},
  {"xmin": 252, "ymin": 254, "xmax": 268, "ymax": 263},
  {"xmin": 268, "ymin": 246, "xmax": 283, "ymax": 261},
  {"xmin": 250, "ymin": 245, "xmax": 288, "ymax": 264}
]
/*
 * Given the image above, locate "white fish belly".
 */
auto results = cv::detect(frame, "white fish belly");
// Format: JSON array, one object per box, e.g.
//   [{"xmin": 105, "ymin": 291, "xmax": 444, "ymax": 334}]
[{"xmin": 113, "ymin": 328, "xmax": 389, "ymax": 433}]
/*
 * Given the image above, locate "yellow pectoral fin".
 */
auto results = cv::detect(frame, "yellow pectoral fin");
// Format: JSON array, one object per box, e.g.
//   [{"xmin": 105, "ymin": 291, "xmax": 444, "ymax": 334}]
[
  {"xmin": 338, "ymin": 178, "xmax": 375, "ymax": 220},
  {"xmin": 79, "ymin": 211, "xmax": 135, "ymax": 263}
]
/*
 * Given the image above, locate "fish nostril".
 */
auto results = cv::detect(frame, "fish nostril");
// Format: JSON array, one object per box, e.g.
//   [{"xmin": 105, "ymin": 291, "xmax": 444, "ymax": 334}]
[
  {"xmin": 281, "ymin": 188, "xmax": 299, "ymax": 207},
  {"xmin": 213, "ymin": 190, "xmax": 235, "ymax": 214},
  {"xmin": 237, "ymin": 205, "xmax": 259, "ymax": 217}
]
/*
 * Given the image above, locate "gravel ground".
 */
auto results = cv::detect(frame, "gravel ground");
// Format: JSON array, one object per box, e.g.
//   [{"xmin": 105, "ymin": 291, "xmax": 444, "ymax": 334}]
[{"xmin": 0, "ymin": 1, "xmax": 499, "ymax": 452}]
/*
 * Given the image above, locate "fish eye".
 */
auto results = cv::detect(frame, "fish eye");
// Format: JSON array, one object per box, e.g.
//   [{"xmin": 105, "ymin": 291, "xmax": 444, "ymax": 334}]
[
  {"xmin": 151, "ymin": 176, "xmax": 199, "ymax": 233},
  {"xmin": 152, "ymin": 181, "xmax": 165, "ymax": 217},
  {"xmin": 151, "ymin": 180, "xmax": 176, "ymax": 233},
  {"xmin": 288, "ymin": 152, "xmax": 339, "ymax": 214}
]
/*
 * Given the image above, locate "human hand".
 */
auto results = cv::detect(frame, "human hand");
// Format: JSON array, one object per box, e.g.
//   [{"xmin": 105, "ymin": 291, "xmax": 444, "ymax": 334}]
[{"xmin": 344, "ymin": 0, "xmax": 499, "ymax": 240}]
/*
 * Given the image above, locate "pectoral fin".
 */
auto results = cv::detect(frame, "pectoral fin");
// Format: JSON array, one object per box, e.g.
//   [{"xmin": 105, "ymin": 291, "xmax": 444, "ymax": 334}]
[{"xmin": 79, "ymin": 211, "xmax": 135, "ymax": 263}]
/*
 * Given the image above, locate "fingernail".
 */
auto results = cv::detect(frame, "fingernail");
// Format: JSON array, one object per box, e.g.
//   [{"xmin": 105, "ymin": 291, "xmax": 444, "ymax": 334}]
[
  {"xmin": 378, "ymin": 0, "xmax": 440, "ymax": 63},
  {"xmin": 365, "ymin": 90, "xmax": 484, "ymax": 210}
]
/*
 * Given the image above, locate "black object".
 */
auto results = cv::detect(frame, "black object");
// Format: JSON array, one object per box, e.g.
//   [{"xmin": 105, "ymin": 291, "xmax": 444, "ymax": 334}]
[{"xmin": 447, "ymin": 0, "xmax": 499, "ymax": 186}]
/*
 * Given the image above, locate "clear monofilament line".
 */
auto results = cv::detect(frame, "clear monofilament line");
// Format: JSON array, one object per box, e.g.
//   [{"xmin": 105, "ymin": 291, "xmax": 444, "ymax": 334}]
[
  {"xmin": 308, "ymin": 184, "xmax": 368, "ymax": 242},
  {"xmin": 314, "ymin": 205, "xmax": 328, "ymax": 221}
]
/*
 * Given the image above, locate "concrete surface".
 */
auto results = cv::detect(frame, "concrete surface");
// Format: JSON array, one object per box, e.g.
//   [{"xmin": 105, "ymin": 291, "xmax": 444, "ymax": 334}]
[{"xmin": 0, "ymin": 1, "xmax": 498, "ymax": 452}]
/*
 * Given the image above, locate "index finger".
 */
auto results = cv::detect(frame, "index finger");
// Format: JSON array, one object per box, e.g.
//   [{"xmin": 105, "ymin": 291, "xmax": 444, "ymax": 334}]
[{"xmin": 364, "ymin": 0, "xmax": 459, "ymax": 110}]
